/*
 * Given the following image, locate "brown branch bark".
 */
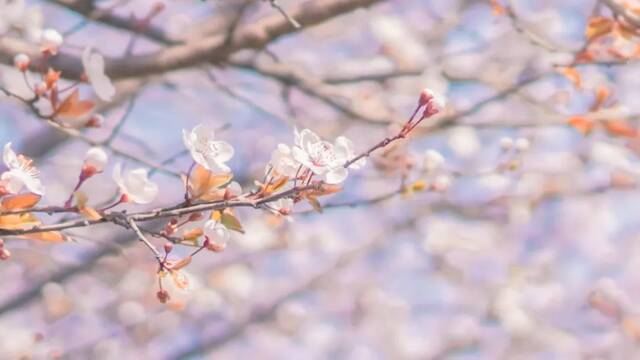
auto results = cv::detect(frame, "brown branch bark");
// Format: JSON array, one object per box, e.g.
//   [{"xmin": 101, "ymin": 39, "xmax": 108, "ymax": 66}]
[{"xmin": 0, "ymin": 0, "xmax": 383, "ymax": 81}]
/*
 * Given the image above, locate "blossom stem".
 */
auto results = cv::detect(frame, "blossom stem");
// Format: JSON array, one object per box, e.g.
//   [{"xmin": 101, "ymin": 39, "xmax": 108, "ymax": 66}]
[
  {"xmin": 99, "ymin": 194, "xmax": 126, "ymax": 212},
  {"xmin": 63, "ymin": 175, "xmax": 87, "ymax": 208}
]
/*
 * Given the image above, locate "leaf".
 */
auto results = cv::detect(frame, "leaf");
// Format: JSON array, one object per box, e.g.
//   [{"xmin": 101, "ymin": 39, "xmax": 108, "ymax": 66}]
[
  {"xmin": 557, "ymin": 66, "xmax": 581, "ymax": 89},
  {"xmin": 75, "ymin": 191, "xmax": 102, "ymax": 220},
  {"xmin": 182, "ymin": 228, "xmax": 203, "ymax": 243},
  {"xmin": 592, "ymin": 86, "xmax": 611, "ymax": 110},
  {"xmin": 0, "ymin": 213, "xmax": 40, "ymax": 230},
  {"xmin": 260, "ymin": 176, "xmax": 289, "ymax": 196},
  {"xmin": 603, "ymin": 120, "xmax": 638, "ymax": 138},
  {"xmin": 490, "ymin": 0, "xmax": 506, "ymax": 16},
  {"xmin": 585, "ymin": 16, "xmax": 614, "ymax": 40},
  {"xmin": 22, "ymin": 231, "xmax": 68, "ymax": 243},
  {"xmin": 567, "ymin": 116, "xmax": 594, "ymax": 135},
  {"xmin": 306, "ymin": 196, "xmax": 323, "ymax": 213},
  {"xmin": 188, "ymin": 165, "xmax": 233, "ymax": 201},
  {"xmin": 55, "ymin": 89, "xmax": 96, "ymax": 120},
  {"xmin": 1, "ymin": 193, "xmax": 41, "ymax": 211},
  {"xmin": 168, "ymin": 256, "xmax": 192, "ymax": 271},
  {"xmin": 304, "ymin": 183, "xmax": 342, "ymax": 198},
  {"xmin": 221, "ymin": 212, "xmax": 244, "ymax": 234}
]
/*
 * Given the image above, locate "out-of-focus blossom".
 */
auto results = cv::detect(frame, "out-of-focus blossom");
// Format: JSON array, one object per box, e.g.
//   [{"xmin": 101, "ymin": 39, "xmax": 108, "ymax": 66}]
[
  {"xmin": 1, "ymin": 142, "xmax": 44, "ymax": 195},
  {"xmin": 183, "ymin": 124, "xmax": 234, "ymax": 173},
  {"xmin": 423, "ymin": 149, "xmax": 444, "ymax": 172},
  {"xmin": 0, "ymin": 0, "xmax": 43, "ymax": 42},
  {"xmin": 500, "ymin": 137, "xmax": 514, "ymax": 151},
  {"xmin": 515, "ymin": 137, "xmax": 530, "ymax": 152},
  {"xmin": 270, "ymin": 144, "xmax": 299, "ymax": 177},
  {"xmin": 40, "ymin": 28, "xmax": 63, "ymax": 54},
  {"xmin": 82, "ymin": 47, "xmax": 116, "ymax": 102},
  {"xmin": 271, "ymin": 198, "xmax": 294, "ymax": 216},
  {"xmin": 112, "ymin": 163, "xmax": 158, "ymax": 204}
]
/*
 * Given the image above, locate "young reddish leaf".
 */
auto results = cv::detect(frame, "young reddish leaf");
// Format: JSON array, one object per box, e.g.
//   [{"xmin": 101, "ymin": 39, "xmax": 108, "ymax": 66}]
[
  {"xmin": 55, "ymin": 89, "xmax": 96, "ymax": 120},
  {"xmin": 22, "ymin": 231, "xmax": 68, "ymax": 243},
  {"xmin": 188, "ymin": 165, "xmax": 233, "ymax": 201},
  {"xmin": 182, "ymin": 228, "xmax": 203, "ymax": 243},
  {"xmin": 603, "ymin": 120, "xmax": 638, "ymax": 138},
  {"xmin": 567, "ymin": 116, "xmax": 594, "ymax": 135},
  {"xmin": 306, "ymin": 196, "xmax": 323, "ymax": 213},
  {"xmin": 75, "ymin": 191, "xmax": 102, "ymax": 220},
  {"xmin": 585, "ymin": 16, "xmax": 614, "ymax": 40},
  {"xmin": 168, "ymin": 256, "xmax": 192, "ymax": 271},
  {"xmin": 1, "ymin": 193, "xmax": 41, "ymax": 211},
  {"xmin": 592, "ymin": 86, "xmax": 611, "ymax": 110},
  {"xmin": 259, "ymin": 176, "xmax": 289, "ymax": 197},
  {"xmin": 557, "ymin": 67, "xmax": 581, "ymax": 88},
  {"xmin": 0, "ymin": 213, "xmax": 40, "ymax": 229},
  {"xmin": 490, "ymin": 0, "xmax": 506, "ymax": 16}
]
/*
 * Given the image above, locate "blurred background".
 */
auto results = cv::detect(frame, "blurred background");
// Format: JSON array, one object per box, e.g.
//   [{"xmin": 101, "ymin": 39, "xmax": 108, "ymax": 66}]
[{"xmin": 3, "ymin": 0, "xmax": 640, "ymax": 358}]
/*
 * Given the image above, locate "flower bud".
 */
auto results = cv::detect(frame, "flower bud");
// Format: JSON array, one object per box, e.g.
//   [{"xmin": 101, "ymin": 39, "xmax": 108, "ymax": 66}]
[
  {"xmin": 41, "ymin": 29, "xmax": 64, "ymax": 55},
  {"xmin": 188, "ymin": 212, "xmax": 203, "ymax": 222},
  {"xmin": 13, "ymin": 53, "xmax": 30, "ymax": 72},
  {"xmin": 0, "ymin": 238, "xmax": 4, "ymax": 248},
  {"xmin": 0, "ymin": 248, "xmax": 11, "ymax": 261},
  {"xmin": 82, "ymin": 147, "xmax": 108, "ymax": 177},
  {"xmin": 419, "ymin": 88, "xmax": 435, "ymax": 106},
  {"xmin": 499, "ymin": 137, "xmax": 514, "ymax": 151},
  {"xmin": 163, "ymin": 242, "xmax": 174, "ymax": 254},
  {"xmin": 156, "ymin": 289, "xmax": 170, "ymax": 303},
  {"xmin": 85, "ymin": 114, "xmax": 104, "ymax": 128}
]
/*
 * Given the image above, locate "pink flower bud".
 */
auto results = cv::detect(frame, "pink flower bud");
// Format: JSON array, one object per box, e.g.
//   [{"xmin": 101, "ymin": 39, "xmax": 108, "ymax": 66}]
[
  {"xmin": 419, "ymin": 88, "xmax": 435, "ymax": 106},
  {"xmin": 164, "ymin": 242, "xmax": 174, "ymax": 254},
  {"xmin": 82, "ymin": 147, "xmax": 108, "ymax": 177},
  {"xmin": 85, "ymin": 114, "xmax": 104, "ymax": 128},
  {"xmin": 13, "ymin": 53, "xmax": 30, "ymax": 72},
  {"xmin": 156, "ymin": 289, "xmax": 170, "ymax": 303},
  {"xmin": 0, "ymin": 248, "xmax": 11, "ymax": 261}
]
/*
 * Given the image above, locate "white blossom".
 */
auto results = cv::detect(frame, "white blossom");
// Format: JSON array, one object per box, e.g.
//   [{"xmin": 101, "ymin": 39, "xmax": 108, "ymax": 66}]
[
  {"xmin": 183, "ymin": 124, "xmax": 234, "ymax": 173},
  {"xmin": 1, "ymin": 142, "xmax": 44, "ymax": 195},
  {"xmin": 515, "ymin": 138, "xmax": 530, "ymax": 152},
  {"xmin": 82, "ymin": 47, "xmax": 116, "ymax": 102},
  {"xmin": 112, "ymin": 163, "xmax": 158, "ymax": 204},
  {"xmin": 270, "ymin": 144, "xmax": 300, "ymax": 177},
  {"xmin": 203, "ymin": 220, "xmax": 230, "ymax": 250},
  {"xmin": 291, "ymin": 129, "xmax": 357, "ymax": 184},
  {"xmin": 500, "ymin": 137, "xmax": 514, "ymax": 151}
]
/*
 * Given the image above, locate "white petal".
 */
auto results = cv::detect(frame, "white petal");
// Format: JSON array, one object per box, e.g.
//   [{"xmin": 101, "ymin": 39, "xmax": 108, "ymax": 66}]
[{"xmin": 324, "ymin": 167, "xmax": 348, "ymax": 184}]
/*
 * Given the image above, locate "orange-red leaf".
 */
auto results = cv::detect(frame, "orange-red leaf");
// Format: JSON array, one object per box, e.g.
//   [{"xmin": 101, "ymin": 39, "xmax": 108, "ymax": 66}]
[
  {"xmin": 1, "ymin": 193, "xmax": 41, "ymax": 211},
  {"xmin": 557, "ymin": 67, "xmax": 581, "ymax": 88},
  {"xmin": 187, "ymin": 165, "xmax": 233, "ymax": 201},
  {"xmin": 55, "ymin": 89, "xmax": 95, "ymax": 119},
  {"xmin": 567, "ymin": 116, "xmax": 594, "ymax": 135},
  {"xmin": 22, "ymin": 231, "xmax": 68, "ymax": 243},
  {"xmin": 603, "ymin": 120, "xmax": 638, "ymax": 138},
  {"xmin": 585, "ymin": 16, "xmax": 614, "ymax": 40}
]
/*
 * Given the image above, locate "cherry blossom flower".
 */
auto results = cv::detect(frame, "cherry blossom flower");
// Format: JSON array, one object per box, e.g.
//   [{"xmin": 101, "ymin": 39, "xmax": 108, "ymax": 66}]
[
  {"xmin": 203, "ymin": 220, "xmax": 230, "ymax": 252},
  {"xmin": 183, "ymin": 124, "xmax": 234, "ymax": 173},
  {"xmin": 292, "ymin": 129, "xmax": 361, "ymax": 184},
  {"xmin": 423, "ymin": 149, "xmax": 444, "ymax": 172},
  {"xmin": 270, "ymin": 144, "xmax": 299, "ymax": 177},
  {"xmin": 419, "ymin": 88, "xmax": 446, "ymax": 116},
  {"xmin": 40, "ymin": 28, "xmax": 63, "ymax": 54},
  {"xmin": 82, "ymin": 47, "xmax": 116, "ymax": 102},
  {"xmin": 112, "ymin": 163, "xmax": 158, "ymax": 204},
  {"xmin": 1, "ymin": 142, "xmax": 44, "ymax": 195}
]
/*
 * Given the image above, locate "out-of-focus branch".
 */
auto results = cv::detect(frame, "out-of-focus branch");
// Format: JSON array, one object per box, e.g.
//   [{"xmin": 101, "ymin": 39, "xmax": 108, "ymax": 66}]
[
  {"xmin": 0, "ymin": 0, "xmax": 383, "ymax": 80},
  {"xmin": 168, "ymin": 219, "xmax": 415, "ymax": 359},
  {"xmin": 602, "ymin": 0, "xmax": 640, "ymax": 28}
]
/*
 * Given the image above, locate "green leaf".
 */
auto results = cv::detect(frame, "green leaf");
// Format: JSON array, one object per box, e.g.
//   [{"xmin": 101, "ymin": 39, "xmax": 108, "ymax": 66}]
[{"xmin": 221, "ymin": 212, "xmax": 245, "ymax": 234}]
